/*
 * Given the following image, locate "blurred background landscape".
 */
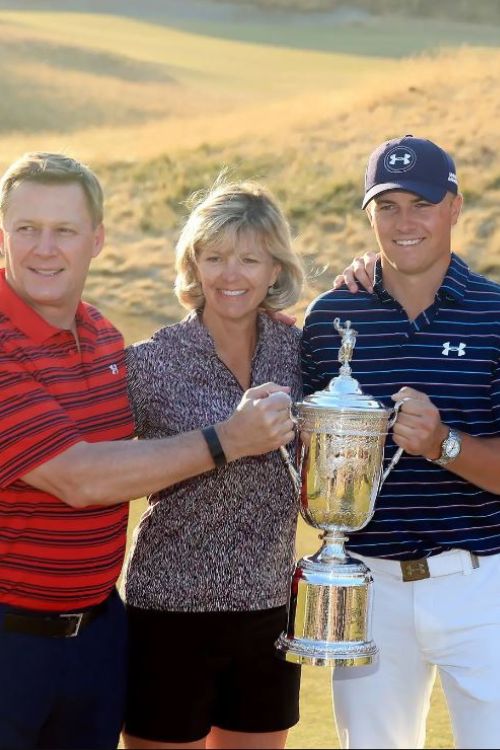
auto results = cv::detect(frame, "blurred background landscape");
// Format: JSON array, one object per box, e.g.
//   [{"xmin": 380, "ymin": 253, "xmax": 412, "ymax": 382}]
[{"xmin": 1, "ymin": 2, "xmax": 499, "ymax": 747}]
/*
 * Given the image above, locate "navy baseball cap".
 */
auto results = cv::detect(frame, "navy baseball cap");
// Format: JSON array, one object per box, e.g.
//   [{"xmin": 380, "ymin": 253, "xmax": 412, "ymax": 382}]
[{"xmin": 362, "ymin": 135, "xmax": 458, "ymax": 209}]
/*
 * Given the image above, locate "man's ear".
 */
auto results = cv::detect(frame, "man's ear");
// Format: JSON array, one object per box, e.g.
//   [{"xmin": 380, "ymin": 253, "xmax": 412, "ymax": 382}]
[
  {"xmin": 450, "ymin": 193, "xmax": 463, "ymax": 227},
  {"xmin": 0, "ymin": 227, "xmax": 4, "ymax": 256},
  {"xmin": 91, "ymin": 223, "xmax": 105, "ymax": 259},
  {"xmin": 365, "ymin": 205, "xmax": 375, "ymax": 228}
]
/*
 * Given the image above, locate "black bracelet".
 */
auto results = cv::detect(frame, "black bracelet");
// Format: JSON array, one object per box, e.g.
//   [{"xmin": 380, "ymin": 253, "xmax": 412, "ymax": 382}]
[{"xmin": 201, "ymin": 426, "xmax": 227, "ymax": 468}]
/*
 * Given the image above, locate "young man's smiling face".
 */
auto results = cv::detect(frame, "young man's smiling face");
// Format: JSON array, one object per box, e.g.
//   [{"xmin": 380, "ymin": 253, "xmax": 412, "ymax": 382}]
[
  {"xmin": 367, "ymin": 189, "xmax": 463, "ymax": 278},
  {"xmin": 0, "ymin": 180, "xmax": 104, "ymax": 328}
]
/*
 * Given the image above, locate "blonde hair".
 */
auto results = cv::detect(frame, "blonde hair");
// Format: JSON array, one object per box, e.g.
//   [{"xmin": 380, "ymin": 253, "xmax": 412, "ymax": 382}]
[
  {"xmin": 175, "ymin": 180, "xmax": 304, "ymax": 311},
  {"xmin": 0, "ymin": 152, "xmax": 104, "ymax": 227}
]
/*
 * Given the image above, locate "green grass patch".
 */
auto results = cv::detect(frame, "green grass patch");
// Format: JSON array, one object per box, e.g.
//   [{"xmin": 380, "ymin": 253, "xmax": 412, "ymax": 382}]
[
  {"xmin": 162, "ymin": 14, "xmax": 500, "ymax": 57},
  {"xmin": 211, "ymin": 0, "xmax": 500, "ymax": 24}
]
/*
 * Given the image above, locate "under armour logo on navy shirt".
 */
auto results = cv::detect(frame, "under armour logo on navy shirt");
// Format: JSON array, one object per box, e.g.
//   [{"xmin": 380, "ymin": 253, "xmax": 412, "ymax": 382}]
[{"xmin": 442, "ymin": 342, "xmax": 466, "ymax": 357}]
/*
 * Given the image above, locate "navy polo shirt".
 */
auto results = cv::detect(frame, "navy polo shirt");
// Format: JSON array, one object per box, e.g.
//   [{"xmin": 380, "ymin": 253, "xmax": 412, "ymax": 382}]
[{"xmin": 301, "ymin": 253, "xmax": 500, "ymax": 560}]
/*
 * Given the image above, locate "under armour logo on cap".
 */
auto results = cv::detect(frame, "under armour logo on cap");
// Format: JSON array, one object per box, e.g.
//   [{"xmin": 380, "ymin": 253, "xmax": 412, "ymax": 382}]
[
  {"xmin": 384, "ymin": 147, "xmax": 417, "ymax": 172},
  {"xmin": 362, "ymin": 135, "xmax": 458, "ymax": 209}
]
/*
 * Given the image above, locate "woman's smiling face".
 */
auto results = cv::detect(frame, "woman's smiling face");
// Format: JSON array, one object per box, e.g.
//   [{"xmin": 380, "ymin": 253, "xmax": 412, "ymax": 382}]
[{"xmin": 196, "ymin": 230, "xmax": 281, "ymax": 323}]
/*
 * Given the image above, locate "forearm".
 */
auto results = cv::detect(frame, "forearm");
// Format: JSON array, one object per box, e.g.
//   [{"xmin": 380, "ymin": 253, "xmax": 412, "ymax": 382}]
[
  {"xmin": 22, "ymin": 430, "xmax": 215, "ymax": 507},
  {"xmin": 391, "ymin": 388, "xmax": 500, "ymax": 494},
  {"xmin": 20, "ymin": 383, "xmax": 296, "ymax": 507},
  {"xmin": 443, "ymin": 434, "xmax": 500, "ymax": 494}
]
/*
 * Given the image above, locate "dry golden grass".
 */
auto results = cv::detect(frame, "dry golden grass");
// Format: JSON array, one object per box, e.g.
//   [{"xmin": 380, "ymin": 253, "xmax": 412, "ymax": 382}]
[{"xmin": 75, "ymin": 45, "xmax": 500, "ymax": 334}]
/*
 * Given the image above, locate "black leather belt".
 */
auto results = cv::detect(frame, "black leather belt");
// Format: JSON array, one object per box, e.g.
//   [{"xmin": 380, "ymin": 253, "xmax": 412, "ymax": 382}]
[{"xmin": 2, "ymin": 597, "xmax": 109, "ymax": 638}]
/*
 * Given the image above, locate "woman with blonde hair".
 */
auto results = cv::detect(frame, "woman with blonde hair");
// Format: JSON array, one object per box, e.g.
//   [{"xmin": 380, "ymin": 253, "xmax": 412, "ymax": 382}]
[{"xmin": 122, "ymin": 180, "xmax": 304, "ymax": 750}]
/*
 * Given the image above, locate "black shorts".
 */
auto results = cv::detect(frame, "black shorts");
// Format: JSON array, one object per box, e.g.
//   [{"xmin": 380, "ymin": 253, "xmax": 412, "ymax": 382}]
[{"xmin": 124, "ymin": 604, "xmax": 301, "ymax": 743}]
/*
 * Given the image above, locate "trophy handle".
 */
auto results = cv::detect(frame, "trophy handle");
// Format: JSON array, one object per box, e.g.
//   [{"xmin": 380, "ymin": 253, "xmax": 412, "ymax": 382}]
[
  {"xmin": 380, "ymin": 446, "xmax": 403, "ymax": 488},
  {"xmin": 278, "ymin": 401, "xmax": 302, "ymax": 487},
  {"xmin": 379, "ymin": 399, "xmax": 407, "ymax": 489},
  {"xmin": 387, "ymin": 398, "xmax": 404, "ymax": 429}
]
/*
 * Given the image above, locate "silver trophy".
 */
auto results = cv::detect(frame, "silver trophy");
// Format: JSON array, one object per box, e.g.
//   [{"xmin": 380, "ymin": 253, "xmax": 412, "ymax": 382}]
[{"xmin": 276, "ymin": 318, "xmax": 403, "ymax": 667}]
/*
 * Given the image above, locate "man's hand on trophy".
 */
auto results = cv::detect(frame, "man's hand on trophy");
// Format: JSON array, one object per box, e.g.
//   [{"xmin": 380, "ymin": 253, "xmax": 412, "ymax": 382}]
[
  {"xmin": 332, "ymin": 251, "xmax": 378, "ymax": 293},
  {"xmin": 219, "ymin": 383, "xmax": 295, "ymax": 461},
  {"xmin": 391, "ymin": 387, "xmax": 448, "ymax": 460}
]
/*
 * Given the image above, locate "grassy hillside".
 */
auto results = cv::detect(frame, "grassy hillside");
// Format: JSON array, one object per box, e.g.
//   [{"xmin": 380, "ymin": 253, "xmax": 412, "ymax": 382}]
[
  {"xmin": 0, "ymin": 10, "xmax": 395, "ymax": 135},
  {"xmin": 216, "ymin": 0, "xmax": 500, "ymax": 23},
  {"xmin": 1, "ymin": 2, "xmax": 499, "ymax": 56},
  {"xmin": 89, "ymin": 45, "xmax": 500, "ymax": 335},
  {"xmin": 0, "ymin": 10, "xmax": 499, "ymax": 333}
]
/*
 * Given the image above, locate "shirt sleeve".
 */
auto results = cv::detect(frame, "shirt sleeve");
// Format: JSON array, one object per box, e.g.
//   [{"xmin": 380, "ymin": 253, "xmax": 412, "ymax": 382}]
[{"xmin": 0, "ymin": 352, "xmax": 82, "ymax": 488}]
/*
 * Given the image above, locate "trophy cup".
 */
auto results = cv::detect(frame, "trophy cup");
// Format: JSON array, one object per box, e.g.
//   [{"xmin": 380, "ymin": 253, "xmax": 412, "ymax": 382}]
[{"xmin": 275, "ymin": 318, "xmax": 403, "ymax": 667}]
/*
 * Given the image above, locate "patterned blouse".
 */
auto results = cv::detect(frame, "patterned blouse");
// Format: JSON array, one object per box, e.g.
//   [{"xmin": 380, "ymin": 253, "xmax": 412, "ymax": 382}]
[{"xmin": 123, "ymin": 311, "xmax": 302, "ymax": 612}]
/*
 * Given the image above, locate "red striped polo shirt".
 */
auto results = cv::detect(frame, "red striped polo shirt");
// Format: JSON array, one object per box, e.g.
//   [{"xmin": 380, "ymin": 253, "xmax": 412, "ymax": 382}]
[{"xmin": 0, "ymin": 270, "xmax": 134, "ymax": 611}]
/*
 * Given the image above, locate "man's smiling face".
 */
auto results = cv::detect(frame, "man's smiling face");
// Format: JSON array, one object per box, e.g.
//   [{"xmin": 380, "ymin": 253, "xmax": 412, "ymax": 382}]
[
  {"xmin": 0, "ymin": 180, "xmax": 104, "ymax": 327},
  {"xmin": 367, "ymin": 189, "xmax": 462, "ymax": 277}
]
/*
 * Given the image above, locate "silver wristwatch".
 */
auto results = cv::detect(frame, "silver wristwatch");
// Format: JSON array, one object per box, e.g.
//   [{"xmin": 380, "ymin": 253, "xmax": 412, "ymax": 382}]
[{"xmin": 433, "ymin": 427, "xmax": 462, "ymax": 466}]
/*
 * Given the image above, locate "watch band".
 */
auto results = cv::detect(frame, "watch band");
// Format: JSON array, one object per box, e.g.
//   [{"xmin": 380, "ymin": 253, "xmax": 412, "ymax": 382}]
[
  {"xmin": 201, "ymin": 426, "xmax": 227, "ymax": 468},
  {"xmin": 433, "ymin": 427, "xmax": 461, "ymax": 466}
]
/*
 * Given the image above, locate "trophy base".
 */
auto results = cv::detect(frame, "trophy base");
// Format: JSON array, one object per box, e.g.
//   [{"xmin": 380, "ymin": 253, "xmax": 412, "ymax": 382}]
[
  {"xmin": 275, "ymin": 549, "xmax": 378, "ymax": 668},
  {"xmin": 275, "ymin": 632, "xmax": 377, "ymax": 668}
]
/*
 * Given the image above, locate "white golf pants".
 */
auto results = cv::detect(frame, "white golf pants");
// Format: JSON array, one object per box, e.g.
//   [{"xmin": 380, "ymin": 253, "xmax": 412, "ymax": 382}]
[{"xmin": 332, "ymin": 549, "xmax": 500, "ymax": 749}]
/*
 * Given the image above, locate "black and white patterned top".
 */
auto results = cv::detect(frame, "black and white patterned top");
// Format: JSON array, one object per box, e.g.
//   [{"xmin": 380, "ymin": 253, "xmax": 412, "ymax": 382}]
[{"xmin": 123, "ymin": 311, "xmax": 302, "ymax": 612}]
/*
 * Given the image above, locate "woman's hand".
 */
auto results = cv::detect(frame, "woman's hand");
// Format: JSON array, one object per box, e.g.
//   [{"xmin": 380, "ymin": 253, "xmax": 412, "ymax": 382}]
[{"xmin": 220, "ymin": 383, "xmax": 295, "ymax": 460}]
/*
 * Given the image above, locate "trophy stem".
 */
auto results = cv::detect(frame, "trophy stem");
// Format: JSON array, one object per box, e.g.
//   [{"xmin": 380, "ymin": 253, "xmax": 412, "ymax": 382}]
[{"xmin": 311, "ymin": 530, "xmax": 349, "ymax": 565}]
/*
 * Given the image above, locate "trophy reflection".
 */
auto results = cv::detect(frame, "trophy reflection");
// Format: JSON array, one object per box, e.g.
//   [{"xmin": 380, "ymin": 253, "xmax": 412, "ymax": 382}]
[{"xmin": 276, "ymin": 319, "xmax": 402, "ymax": 667}]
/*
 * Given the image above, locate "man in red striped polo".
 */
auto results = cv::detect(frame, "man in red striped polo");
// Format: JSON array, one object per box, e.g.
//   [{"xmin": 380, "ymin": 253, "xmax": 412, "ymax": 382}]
[{"xmin": 0, "ymin": 153, "xmax": 295, "ymax": 749}]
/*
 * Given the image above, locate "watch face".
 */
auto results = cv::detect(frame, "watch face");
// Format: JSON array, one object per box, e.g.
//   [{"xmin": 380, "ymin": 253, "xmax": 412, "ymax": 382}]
[
  {"xmin": 446, "ymin": 436, "xmax": 461, "ymax": 458},
  {"xmin": 433, "ymin": 429, "xmax": 462, "ymax": 465}
]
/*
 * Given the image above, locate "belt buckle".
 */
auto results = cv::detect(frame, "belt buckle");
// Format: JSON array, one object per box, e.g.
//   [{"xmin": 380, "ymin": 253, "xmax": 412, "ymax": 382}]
[
  {"xmin": 60, "ymin": 612, "xmax": 84, "ymax": 637},
  {"xmin": 400, "ymin": 559, "xmax": 430, "ymax": 582}
]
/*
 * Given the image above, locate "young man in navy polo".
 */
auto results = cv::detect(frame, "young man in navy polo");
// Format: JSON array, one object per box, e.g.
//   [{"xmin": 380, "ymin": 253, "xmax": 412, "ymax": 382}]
[{"xmin": 302, "ymin": 135, "xmax": 500, "ymax": 749}]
